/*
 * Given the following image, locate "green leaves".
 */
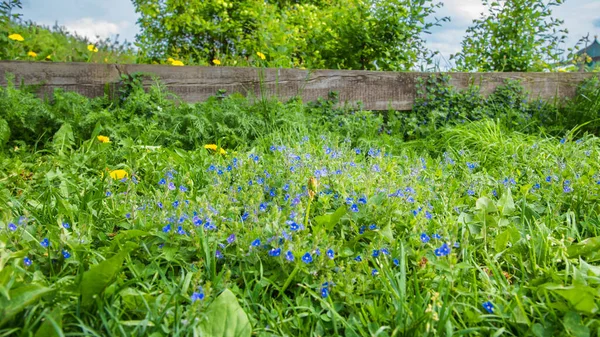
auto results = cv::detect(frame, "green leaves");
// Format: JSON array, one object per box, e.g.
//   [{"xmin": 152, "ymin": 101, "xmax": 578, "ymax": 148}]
[
  {"xmin": 494, "ymin": 226, "xmax": 520, "ymax": 252},
  {"xmin": 568, "ymin": 237, "xmax": 600, "ymax": 261},
  {"xmin": 314, "ymin": 206, "xmax": 346, "ymax": 231},
  {"xmin": 199, "ymin": 289, "xmax": 252, "ymax": 337},
  {"xmin": 498, "ymin": 188, "xmax": 515, "ymax": 216},
  {"xmin": 79, "ymin": 249, "xmax": 131, "ymax": 307},
  {"xmin": 52, "ymin": 123, "xmax": 74, "ymax": 154},
  {"xmin": 546, "ymin": 285, "xmax": 598, "ymax": 315},
  {"xmin": 0, "ymin": 283, "xmax": 54, "ymax": 327},
  {"xmin": 476, "ymin": 196, "xmax": 497, "ymax": 214}
]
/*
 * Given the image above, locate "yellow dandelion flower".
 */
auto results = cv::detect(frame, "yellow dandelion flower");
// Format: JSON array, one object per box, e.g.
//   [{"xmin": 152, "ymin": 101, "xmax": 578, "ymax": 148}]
[
  {"xmin": 256, "ymin": 52, "xmax": 266, "ymax": 60},
  {"xmin": 87, "ymin": 44, "xmax": 98, "ymax": 53},
  {"xmin": 27, "ymin": 51, "xmax": 37, "ymax": 58},
  {"xmin": 213, "ymin": 59, "xmax": 221, "ymax": 65},
  {"xmin": 219, "ymin": 148, "xmax": 227, "ymax": 155},
  {"xmin": 204, "ymin": 144, "xmax": 218, "ymax": 151},
  {"xmin": 167, "ymin": 57, "xmax": 175, "ymax": 63},
  {"xmin": 171, "ymin": 60, "xmax": 184, "ymax": 66},
  {"xmin": 46, "ymin": 54, "xmax": 52, "ymax": 60},
  {"xmin": 109, "ymin": 169, "xmax": 128, "ymax": 180},
  {"xmin": 97, "ymin": 135, "xmax": 111, "ymax": 143},
  {"xmin": 8, "ymin": 33, "xmax": 24, "ymax": 41}
]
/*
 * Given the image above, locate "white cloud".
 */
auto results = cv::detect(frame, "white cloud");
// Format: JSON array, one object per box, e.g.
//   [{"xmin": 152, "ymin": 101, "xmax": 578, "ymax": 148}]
[{"xmin": 60, "ymin": 17, "xmax": 131, "ymax": 42}]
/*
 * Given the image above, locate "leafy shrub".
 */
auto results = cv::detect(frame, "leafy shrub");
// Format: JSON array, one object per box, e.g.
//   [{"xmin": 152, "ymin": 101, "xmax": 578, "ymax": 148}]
[{"xmin": 451, "ymin": 0, "xmax": 567, "ymax": 72}]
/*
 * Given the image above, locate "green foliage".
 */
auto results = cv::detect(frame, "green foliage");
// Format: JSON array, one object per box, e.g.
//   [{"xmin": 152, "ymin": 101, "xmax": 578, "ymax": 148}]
[
  {"xmin": 2, "ymin": 79, "xmax": 600, "ymax": 335},
  {"xmin": 451, "ymin": 0, "xmax": 568, "ymax": 72},
  {"xmin": 198, "ymin": 289, "xmax": 252, "ymax": 337},
  {"xmin": 133, "ymin": 0, "xmax": 447, "ymax": 70}
]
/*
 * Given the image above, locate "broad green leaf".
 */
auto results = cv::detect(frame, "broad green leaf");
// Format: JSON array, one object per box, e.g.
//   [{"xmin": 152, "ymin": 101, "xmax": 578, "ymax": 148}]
[
  {"xmin": 548, "ymin": 285, "xmax": 598, "ymax": 314},
  {"xmin": 498, "ymin": 188, "xmax": 515, "ymax": 216},
  {"xmin": 79, "ymin": 249, "xmax": 130, "ymax": 306},
  {"xmin": 34, "ymin": 308, "xmax": 63, "ymax": 337},
  {"xmin": 568, "ymin": 237, "xmax": 600, "ymax": 261},
  {"xmin": 313, "ymin": 206, "xmax": 346, "ymax": 231},
  {"xmin": 199, "ymin": 289, "xmax": 252, "ymax": 337},
  {"xmin": 52, "ymin": 123, "xmax": 74, "ymax": 154},
  {"xmin": 494, "ymin": 226, "xmax": 520, "ymax": 252},
  {"xmin": 476, "ymin": 197, "xmax": 497, "ymax": 214},
  {"xmin": 562, "ymin": 311, "xmax": 590, "ymax": 337},
  {"xmin": 0, "ymin": 283, "xmax": 54, "ymax": 327},
  {"xmin": 379, "ymin": 223, "xmax": 394, "ymax": 243}
]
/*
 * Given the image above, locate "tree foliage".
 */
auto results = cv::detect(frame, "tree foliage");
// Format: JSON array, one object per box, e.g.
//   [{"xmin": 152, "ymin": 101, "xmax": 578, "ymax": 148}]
[
  {"xmin": 451, "ymin": 0, "xmax": 568, "ymax": 72},
  {"xmin": 132, "ymin": 0, "xmax": 447, "ymax": 70}
]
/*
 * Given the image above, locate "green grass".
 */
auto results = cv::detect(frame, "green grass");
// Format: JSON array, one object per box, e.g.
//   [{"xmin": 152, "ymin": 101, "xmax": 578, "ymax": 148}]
[{"xmin": 1, "ymin": 83, "xmax": 600, "ymax": 336}]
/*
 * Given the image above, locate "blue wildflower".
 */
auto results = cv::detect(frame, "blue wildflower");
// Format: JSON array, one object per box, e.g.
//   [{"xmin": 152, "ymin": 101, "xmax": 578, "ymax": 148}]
[
  {"xmin": 350, "ymin": 204, "xmax": 359, "ymax": 212},
  {"xmin": 215, "ymin": 250, "xmax": 223, "ymax": 259},
  {"xmin": 241, "ymin": 212, "xmax": 249, "ymax": 221},
  {"xmin": 62, "ymin": 250, "xmax": 71, "ymax": 259},
  {"xmin": 432, "ymin": 233, "xmax": 441, "ymax": 240},
  {"xmin": 372, "ymin": 249, "xmax": 380, "ymax": 258},
  {"xmin": 381, "ymin": 248, "xmax": 390, "ymax": 255},
  {"xmin": 359, "ymin": 225, "xmax": 366, "ymax": 234},
  {"xmin": 106, "ymin": 191, "xmax": 112, "ymax": 197},
  {"xmin": 251, "ymin": 239, "xmax": 261, "ymax": 247},
  {"xmin": 227, "ymin": 234, "xmax": 236, "ymax": 244},
  {"xmin": 302, "ymin": 252, "xmax": 313, "ymax": 264},
  {"xmin": 289, "ymin": 222, "xmax": 300, "ymax": 231},
  {"xmin": 162, "ymin": 224, "xmax": 171, "ymax": 233},
  {"xmin": 321, "ymin": 286, "xmax": 329, "ymax": 298},
  {"xmin": 179, "ymin": 185, "xmax": 187, "ymax": 192},
  {"xmin": 126, "ymin": 213, "xmax": 131, "ymax": 219},
  {"xmin": 369, "ymin": 224, "xmax": 377, "ymax": 230},
  {"xmin": 545, "ymin": 176, "xmax": 552, "ymax": 183},
  {"xmin": 393, "ymin": 258, "xmax": 399, "ymax": 266},
  {"xmin": 434, "ymin": 243, "xmax": 451, "ymax": 257},
  {"xmin": 269, "ymin": 248, "xmax": 282, "ymax": 257},
  {"xmin": 425, "ymin": 211, "xmax": 432, "ymax": 220},
  {"xmin": 420, "ymin": 233, "xmax": 431, "ymax": 243},
  {"xmin": 177, "ymin": 226, "xmax": 186, "ymax": 235},
  {"xmin": 172, "ymin": 200, "xmax": 179, "ymax": 208},
  {"xmin": 23, "ymin": 257, "xmax": 32, "ymax": 266},
  {"xmin": 285, "ymin": 250, "xmax": 295, "ymax": 262},
  {"xmin": 354, "ymin": 255, "xmax": 362, "ymax": 262},
  {"xmin": 454, "ymin": 242, "xmax": 460, "ymax": 248},
  {"xmin": 168, "ymin": 182, "xmax": 175, "ymax": 190},
  {"xmin": 157, "ymin": 202, "xmax": 163, "ymax": 209},
  {"xmin": 326, "ymin": 249, "xmax": 335, "ymax": 259},
  {"xmin": 8, "ymin": 223, "xmax": 16, "ymax": 231},
  {"xmin": 358, "ymin": 196, "xmax": 367, "ymax": 204},
  {"xmin": 191, "ymin": 289, "xmax": 205, "ymax": 302},
  {"xmin": 159, "ymin": 178, "xmax": 166, "ymax": 185},
  {"xmin": 372, "ymin": 268, "xmax": 379, "ymax": 276},
  {"xmin": 40, "ymin": 238, "xmax": 49, "ymax": 248},
  {"xmin": 482, "ymin": 301, "xmax": 494, "ymax": 314},
  {"xmin": 62, "ymin": 222, "xmax": 70, "ymax": 229}
]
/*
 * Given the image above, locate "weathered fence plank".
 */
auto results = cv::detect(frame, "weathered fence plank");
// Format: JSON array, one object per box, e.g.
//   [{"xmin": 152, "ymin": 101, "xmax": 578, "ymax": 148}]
[{"xmin": 1, "ymin": 61, "xmax": 598, "ymax": 110}]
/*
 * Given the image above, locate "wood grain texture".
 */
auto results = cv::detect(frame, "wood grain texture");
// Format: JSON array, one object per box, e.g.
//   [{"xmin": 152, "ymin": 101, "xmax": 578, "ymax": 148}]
[{"xmin": 1, "ymin": 61, "xmax": 599, "ymax": 110}]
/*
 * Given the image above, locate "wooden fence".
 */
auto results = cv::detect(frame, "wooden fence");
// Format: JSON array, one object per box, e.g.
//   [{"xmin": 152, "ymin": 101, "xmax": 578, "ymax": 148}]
[{"xmin": 1, "ymin": 61, "xmax": 599, "ymax": 110}]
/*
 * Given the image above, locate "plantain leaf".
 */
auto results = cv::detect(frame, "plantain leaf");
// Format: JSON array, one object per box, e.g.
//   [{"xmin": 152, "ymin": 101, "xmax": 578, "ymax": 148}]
[
  {"xmin": 0, "ymin": 283, "xmax": 54, "ymax": 327},
  {"xmin": 198, "ymin": 289, "xmax": 251, "ymax": 337},
  {"xmin": 79, "ymin": 249, "xmax": 131, "ymax": 306}
]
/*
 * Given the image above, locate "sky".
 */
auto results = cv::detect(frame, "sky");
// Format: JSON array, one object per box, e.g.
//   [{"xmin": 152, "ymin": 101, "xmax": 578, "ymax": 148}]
[{"xmin": 19, "ymin": 0, "xmax": 600, "ymax": 65}]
